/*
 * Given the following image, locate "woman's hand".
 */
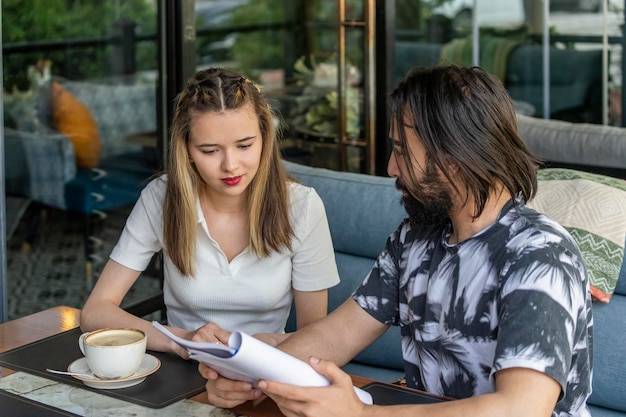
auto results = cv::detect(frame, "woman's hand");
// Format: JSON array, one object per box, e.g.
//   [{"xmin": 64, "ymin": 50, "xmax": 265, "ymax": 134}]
[
  {"xmin": 198, "ymin": 362, "xmax": 263, "ymax": 408},
  {"xmin": 167, "ymin": 322, "xmax": 231, "ymax": 360},
  {"xmin": 189, "ymin": 322, "xmax": 231, "ymax": 344},
  {"xmin": 191, "ymin": 322, "xmax": 262, "ymax": 407},
  {"xmin": 170, "ymin": 340, "xmax": 191, "ymax": 360}
]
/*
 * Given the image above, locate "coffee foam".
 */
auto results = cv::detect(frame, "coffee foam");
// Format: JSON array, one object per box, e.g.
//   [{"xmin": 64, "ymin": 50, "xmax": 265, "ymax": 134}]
[{"xmin": 87, "ymin": 330, "xmax": 144, "ymax": 347}]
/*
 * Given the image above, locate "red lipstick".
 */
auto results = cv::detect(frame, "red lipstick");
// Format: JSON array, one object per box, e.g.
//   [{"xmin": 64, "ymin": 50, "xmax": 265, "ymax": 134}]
[{"xmin": 222, "ymin": 176, "xmax": 242, "ymax": 186}]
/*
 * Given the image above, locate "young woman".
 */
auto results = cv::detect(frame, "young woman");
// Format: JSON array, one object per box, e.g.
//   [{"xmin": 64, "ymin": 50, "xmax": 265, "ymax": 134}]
[{"xmin": 80, "ymin": 68, "xmax": 340, "ymax": 358}]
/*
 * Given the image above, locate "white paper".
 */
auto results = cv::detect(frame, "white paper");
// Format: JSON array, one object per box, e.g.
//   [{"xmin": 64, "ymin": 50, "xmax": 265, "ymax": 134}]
[{"xmin": 152, "ymin": 321, "xmax": 372, "ymax": 404}]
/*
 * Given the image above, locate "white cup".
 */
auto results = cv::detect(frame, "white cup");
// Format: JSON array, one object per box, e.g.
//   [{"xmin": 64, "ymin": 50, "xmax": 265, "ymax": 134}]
[{"xmin": 78, "ymin": 328, "xmax": 147, "ymax": 380}]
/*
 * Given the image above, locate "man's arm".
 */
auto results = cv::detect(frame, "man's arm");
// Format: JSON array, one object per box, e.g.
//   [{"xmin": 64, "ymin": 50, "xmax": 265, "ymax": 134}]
[
  {"xmin": 259, "ymin": 358, "xmax": 561, "ymax": 417},
  {"xmin": 260, "ymin": 301, "xmax": 561, "ymax": 417},
  {"xmin": 200, "ymin": 298, "xmax": 388, "ymax": 408},
  {"xmin": 277, "ymin": 297, "xmax": 389, "ymax": 365}
]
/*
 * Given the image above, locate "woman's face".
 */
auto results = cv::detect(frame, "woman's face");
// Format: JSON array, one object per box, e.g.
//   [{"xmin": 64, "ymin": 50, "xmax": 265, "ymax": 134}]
[{"xmin": 187, "ymin": 103, "xmax": 263, "ymax": 200}]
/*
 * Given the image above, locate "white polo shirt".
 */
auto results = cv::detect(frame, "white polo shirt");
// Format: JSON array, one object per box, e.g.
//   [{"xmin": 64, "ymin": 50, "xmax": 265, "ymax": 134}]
[{"xmin": 110, "ymin": 175, "xmax": 340, "ymax": 334}]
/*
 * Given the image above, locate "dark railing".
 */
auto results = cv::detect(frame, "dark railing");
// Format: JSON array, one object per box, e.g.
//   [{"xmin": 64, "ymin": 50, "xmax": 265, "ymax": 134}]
[
  {"xmin": 4, "ymin": 19, "xmax": 625, "ymax": 125},
  {"xmin": 2, "ymin": 21, "xmax": 153, "ymax": 81},
  {"xmin": 2, "ymin": 20, "xmax": 298, "ymax": 75}
]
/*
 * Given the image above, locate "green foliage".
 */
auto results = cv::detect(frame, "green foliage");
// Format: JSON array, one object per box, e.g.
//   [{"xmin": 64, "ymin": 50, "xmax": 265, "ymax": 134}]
[
  {"xmin": 230, "ymin": 0, "xmax": 285, "ymax": 24},
  {"xmin": 3, "ymin": 0, "xmax": 155, "ymax": 41},
  {"xmin": 395, "ymin": 0, "xmax": 425, "ymax": 30},
  {"xmin": 395, "ymin": 0, "xmax": 457, "ymax": 31},
  {"xmin": 2, "ymin": 0, "xmax": 156, "ymax": 90},
  {"xmin": 2, "ymin": 0, "xmax": 67, "ymax": 42},
  {"xmin": 228, "ymin": 0, "xmax": 286, "ymax": 73},
  {"xmin": 231, "ymin": 32, "xmax": 285, "ymax": 72},
  {"xmin": 290, "ymin": 57, "xmax": 361, "ymax": 138}
]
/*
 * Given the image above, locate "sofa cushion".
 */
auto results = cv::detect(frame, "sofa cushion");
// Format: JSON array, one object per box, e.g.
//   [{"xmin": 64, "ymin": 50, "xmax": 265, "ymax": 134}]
[
  {"xmin": 51, "ymin": 81, "xmax": 101, "ymax": 168},
  {"xmin": 283, "ymin": 160, "xmax": 406, "ymax": 259},
  {"xmin": 507, "ymin": 46, "xmax": 602, "ymax": 121},
  {"xmin": 527, "ymin": 168, "xmax": 626, "ymax": 302},
  {"xmin": 589, "ymin": 295, "xmax": 626, "ymax": 412},
  {"xmin": 439, "ymin": 35, "xmax": 521, "ymax": 82},
  {"xmin": 63, "ymin": 80, "xmax": 156, "ymax": 158},
  {"xmin": 284, "ymin": 247, "xmax": 406, "ymax": 379},
  {"xmin": 587, "ymin": 405, "xmax": 626, "ymax": 417},
  {"xmin": 393, "ymin": 41, "xmax": 441, "ymax": 84},
  {"xmin": 517, "ymin": 114, "xmax": 626, "ymax": 171},
  {"xmin": 64, "ymin": 167, "xmax": 146, "ymax": 214},
  {"xmin": 334, "ymin": 253, "xmax": 404, "ymax": 372},
  {"xmin": 18, "ymin": 129, "xmax": 77, "ymax": 210}
]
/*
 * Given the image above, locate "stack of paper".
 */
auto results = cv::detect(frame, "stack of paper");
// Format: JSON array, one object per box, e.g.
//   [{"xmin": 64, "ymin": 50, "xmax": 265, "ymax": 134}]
[{"xmin": 152, "ymin": 321, "xmax": 372, "ymax": 404}]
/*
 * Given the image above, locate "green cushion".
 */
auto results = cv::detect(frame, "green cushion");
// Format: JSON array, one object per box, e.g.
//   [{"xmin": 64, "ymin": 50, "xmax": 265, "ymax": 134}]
[{"xmin": 528, "ymin": 168, "xmax": 626, "ymax": 302}]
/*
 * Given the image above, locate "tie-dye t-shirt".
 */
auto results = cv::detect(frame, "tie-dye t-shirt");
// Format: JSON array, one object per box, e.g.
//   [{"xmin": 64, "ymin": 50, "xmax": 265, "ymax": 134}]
[{"xmin": 353, "ymin": 199, "xmax": 592, "ymax": 417}]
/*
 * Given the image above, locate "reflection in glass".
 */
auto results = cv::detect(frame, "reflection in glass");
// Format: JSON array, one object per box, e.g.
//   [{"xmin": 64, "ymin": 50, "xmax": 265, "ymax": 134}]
[
  {"xmin": 2, "ymin": 1, "xmax": 161, "ymax": 320},
  {"xmin": 393, "ymin": 0, "xmax": 622, "ymax": 126}
]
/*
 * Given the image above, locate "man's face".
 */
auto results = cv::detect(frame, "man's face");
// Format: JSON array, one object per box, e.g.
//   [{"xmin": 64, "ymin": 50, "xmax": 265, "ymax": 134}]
[
  {"xmin": 388, "ymin": 117, "xmax": 453, "ymax": 228},
  {"xmin": 397, "ymin": 162, "xmax": 453, "ymax": 228}
]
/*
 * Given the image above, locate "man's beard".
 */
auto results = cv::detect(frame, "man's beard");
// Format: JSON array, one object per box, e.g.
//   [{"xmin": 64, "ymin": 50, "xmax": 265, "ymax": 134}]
[{"xmin": 396, "ymin": 164, "xmax": 453, "ymax": 228}]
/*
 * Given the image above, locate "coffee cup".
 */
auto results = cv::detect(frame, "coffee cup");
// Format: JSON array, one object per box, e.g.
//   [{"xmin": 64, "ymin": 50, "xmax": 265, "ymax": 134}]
[{"xmin": 78, "ymin": 328, "xmax": 147, "ymax": 380}]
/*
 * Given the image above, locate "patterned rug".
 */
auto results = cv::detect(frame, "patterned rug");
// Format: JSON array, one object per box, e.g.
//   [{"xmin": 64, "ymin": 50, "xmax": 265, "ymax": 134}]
[{"xmin": 5, "ymin": 203, "xmax": 162, "ymax": 321}]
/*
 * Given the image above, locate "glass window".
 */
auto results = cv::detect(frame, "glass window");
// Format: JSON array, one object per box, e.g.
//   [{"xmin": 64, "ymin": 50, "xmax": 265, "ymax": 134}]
[
  {"xmin": 194, "ymin": 0, "xmax": 375, "ymax": 173},
  {"xmin": 4, "ymin": 1, "xmax": 624, "ymax": 321},
  {"xmin": 394, "ymin": 0, "xmax": 623, "ymax": 126},
  {"xmin": 2, "ymin": 0, "xmax": 161, "ymax": 320}
]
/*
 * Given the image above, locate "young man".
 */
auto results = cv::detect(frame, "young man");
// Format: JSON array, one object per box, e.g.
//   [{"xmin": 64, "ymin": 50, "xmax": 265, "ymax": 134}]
[{"xmin": 200, "ymin": 65, "xmax": 593, "ymax": 417}]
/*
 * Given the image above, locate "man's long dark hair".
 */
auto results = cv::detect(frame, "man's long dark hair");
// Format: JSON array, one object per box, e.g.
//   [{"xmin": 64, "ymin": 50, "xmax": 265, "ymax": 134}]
[{"xmin": 390, "ymin": 65, "xmax": 540, "ymax": 219}]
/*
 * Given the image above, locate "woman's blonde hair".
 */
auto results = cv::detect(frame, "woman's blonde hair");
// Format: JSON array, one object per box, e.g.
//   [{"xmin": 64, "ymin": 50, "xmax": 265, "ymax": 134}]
[{"xmin": 163, "ymin": 67, "xmax": 294, "ymax": 276}]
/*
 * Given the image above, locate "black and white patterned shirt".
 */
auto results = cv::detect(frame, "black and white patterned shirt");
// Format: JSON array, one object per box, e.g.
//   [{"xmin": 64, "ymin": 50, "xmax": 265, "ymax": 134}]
[{"xmin": 353, "ymin": 199, "xmax": 593, "ymax": 417}]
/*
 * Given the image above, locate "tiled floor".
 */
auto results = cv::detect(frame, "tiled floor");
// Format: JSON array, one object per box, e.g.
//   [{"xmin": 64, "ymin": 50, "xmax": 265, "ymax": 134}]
[{"xmin": 5, "ymin": 203, "xmax": 162, "ymax": 321}]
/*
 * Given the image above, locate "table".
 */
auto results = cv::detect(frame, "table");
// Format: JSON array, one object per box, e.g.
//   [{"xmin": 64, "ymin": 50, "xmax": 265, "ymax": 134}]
[
  {"xmin": 0, "ymin": 306, "xmax": 373, "ymax": 417},
  {"xmin": 1, "ymin": 307, "xmax": 447, "ymax": 416}
]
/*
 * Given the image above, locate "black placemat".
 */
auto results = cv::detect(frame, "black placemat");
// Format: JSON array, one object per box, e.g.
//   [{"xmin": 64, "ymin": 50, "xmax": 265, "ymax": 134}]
[
  {"xmin": 362, "ymin": 381, "xmax": 449, "ymax": 405},
  {"xmin": 0, "ymin": 328, "xmax": 207, "ymax": 409},
  {"xmin": 0, "ymin": 389, "xmax": 82, "ymax": 417}
]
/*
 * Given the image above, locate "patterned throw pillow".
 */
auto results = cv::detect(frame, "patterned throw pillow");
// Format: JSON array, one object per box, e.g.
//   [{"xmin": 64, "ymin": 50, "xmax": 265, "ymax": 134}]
[
  {"xmin": 527, "ymin": 168, "xmax": 626, "ymax": 303},
  {"xmin": 51, "ymin": 81, "xmax": 101, "ymax": 168}
]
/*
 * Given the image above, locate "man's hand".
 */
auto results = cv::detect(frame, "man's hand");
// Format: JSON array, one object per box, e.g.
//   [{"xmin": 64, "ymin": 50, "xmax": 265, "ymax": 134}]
[
  {"xmin": 198, "ymin": 362, "xmax": 263, "ymax": 408},
  {"xmin": 258, "ymin": 357, "xmax": 367, "ymax": 417}
]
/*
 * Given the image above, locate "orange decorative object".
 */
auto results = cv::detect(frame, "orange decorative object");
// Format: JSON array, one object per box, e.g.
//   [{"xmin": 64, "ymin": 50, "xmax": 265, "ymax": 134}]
[{"xmin": 51, "ymin": 81, "xmax": 101, "ymax": 168}]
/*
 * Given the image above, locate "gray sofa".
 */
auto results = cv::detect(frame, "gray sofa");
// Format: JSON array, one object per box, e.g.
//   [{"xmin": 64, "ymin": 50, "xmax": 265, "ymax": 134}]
[{"xmin": 283, "ymin": 114, "xmax": 626, "ymax": 416}]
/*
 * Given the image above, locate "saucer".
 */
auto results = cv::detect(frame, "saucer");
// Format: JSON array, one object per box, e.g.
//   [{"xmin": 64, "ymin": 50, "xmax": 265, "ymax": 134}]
[{"xmin": 67, "ymin": 354, "xmax": 161, "ymax": 389}]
